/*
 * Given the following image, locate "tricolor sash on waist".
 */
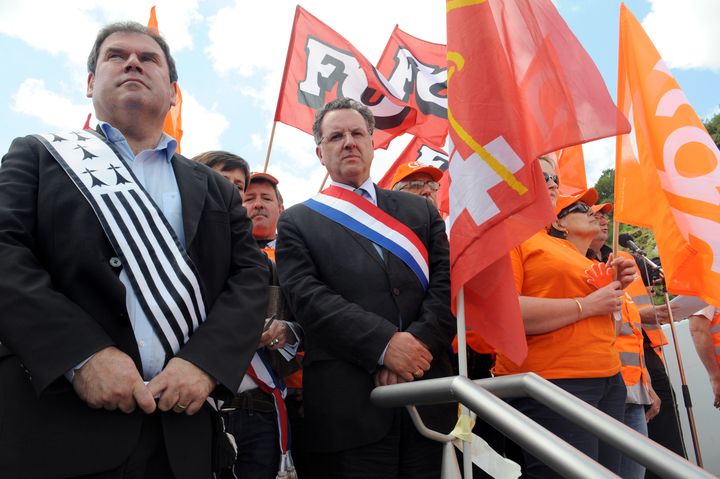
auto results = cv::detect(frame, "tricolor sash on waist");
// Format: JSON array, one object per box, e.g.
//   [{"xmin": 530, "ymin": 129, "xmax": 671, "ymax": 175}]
[
  {"xmin": 34, "ymin": 130, "xmax": 206, "ymax": 357},
  {"xmin": 303, "ymin": 185, "xmax": 429, "ymax": 289}
]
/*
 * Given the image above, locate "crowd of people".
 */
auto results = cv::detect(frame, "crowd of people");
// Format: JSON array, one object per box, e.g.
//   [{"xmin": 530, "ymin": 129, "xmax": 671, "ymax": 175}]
[{"xmin": 0, "ymin": 20, "xmax": 715, "ymax": 479}]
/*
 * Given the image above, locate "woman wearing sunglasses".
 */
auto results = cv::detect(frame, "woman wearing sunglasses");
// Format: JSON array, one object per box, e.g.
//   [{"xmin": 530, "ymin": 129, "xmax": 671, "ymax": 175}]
[{"xmin": 493, "ymin": 157, "xmax": 637, "ymax": 478}]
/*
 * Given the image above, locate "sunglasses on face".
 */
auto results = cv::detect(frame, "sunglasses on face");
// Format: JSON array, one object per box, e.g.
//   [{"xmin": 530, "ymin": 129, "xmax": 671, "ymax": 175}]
[
  {"xmin": 557, "ymin": 201, "xmax": 591, "ymax": 219},
  {"xmin": 543, "ymin": 172, "xmax": 560, "ymax": 186}
]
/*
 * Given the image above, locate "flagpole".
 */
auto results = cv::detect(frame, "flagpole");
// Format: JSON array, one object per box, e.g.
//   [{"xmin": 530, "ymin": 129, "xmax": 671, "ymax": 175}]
[
  {"xmin": 456, "ymin": 287, "xmax": 473, "ymax": 478},
  {"xmin": 318, "ymin": 171, "xmax": 330, "ymax": 192},
  {"xmin": 660, "ymin": 286, "xmax": 704, "ymax": 467},
  {"xmin": 263, "ymin": 121, "xmax": 278, "ymax": 173}
]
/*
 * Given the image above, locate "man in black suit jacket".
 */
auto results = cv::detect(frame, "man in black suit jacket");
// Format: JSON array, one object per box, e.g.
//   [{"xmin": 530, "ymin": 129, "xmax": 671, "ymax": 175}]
[
  {"xmin": 0, "ymin": 22, "xmax": 267, "ymax": 479},
  {"xmin": 276, "ymin": 98, "xmax": 455, "ymax": 478}
]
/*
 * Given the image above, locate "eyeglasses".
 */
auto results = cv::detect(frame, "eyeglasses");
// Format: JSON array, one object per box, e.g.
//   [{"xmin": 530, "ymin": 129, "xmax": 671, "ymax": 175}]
[
  {"xmin": 399, "ymin": 180, "xmax": 440, "ymax": 192},
  {"xmin": 543, "ymin": 172, "xmax": 560, "ymax": 186},
  {"xmin": 557, "ymin": 201, "xmax": 591, "ymax": 219},
  {"xmin": 317, "ymin": 129, "xmax": 370, "ymax": 145}
]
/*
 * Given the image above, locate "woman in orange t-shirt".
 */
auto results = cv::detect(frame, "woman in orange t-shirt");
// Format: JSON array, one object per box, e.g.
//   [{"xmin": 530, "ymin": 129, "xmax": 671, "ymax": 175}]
[{"xmin": 494, "ymin": 158, "xmax": 636, "ymax": 478}]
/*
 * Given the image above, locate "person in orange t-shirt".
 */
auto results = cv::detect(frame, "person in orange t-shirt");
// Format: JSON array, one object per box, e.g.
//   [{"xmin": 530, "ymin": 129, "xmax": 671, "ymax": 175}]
[{"xmin": 494, "ymin": 157, "xmax": 637, "ymax": 479}]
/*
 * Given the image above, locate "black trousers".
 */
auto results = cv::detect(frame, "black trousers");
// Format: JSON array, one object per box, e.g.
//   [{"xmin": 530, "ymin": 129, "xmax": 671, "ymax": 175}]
[
  {"xmin": 307, "ymin": 408, "xmax": 442, "ymax": 479},
  {"xmin": 644, "ymin": 345, "xmax": 687, "ymax": 479},
  {"xmin": 73, "ymin": 414, "xmax": 174, "ymax": 479}
]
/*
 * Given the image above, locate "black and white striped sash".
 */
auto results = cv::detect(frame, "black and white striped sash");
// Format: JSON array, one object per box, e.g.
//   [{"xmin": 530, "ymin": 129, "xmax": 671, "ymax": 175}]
[{"xmin": 35, "ymin": 130, "xmax": 206, "ymax": 357}]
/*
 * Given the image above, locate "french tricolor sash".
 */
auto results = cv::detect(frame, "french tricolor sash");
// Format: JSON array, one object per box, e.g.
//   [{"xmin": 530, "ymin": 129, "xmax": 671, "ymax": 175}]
[
  {"xmin": 303, "ymin": 185, "xmax": 430, "ymax": 289},
  {"xmin": 246, "ymin": 349, "xmax": 296, "ymax": 477},
  {"xmin": 34, "ymin": 130, "xmax": 206, "ymax": 357}
]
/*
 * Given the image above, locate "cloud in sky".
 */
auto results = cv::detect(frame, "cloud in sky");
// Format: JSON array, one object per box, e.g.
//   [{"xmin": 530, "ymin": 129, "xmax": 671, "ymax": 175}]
[
  {"xmin": 0, "ymin": 0, "xmax": 201, "ymax": 67},
  {"xmin": 12, "ymin": 78, "xmax": 92, "ymax": 129},
  {"xmin": 178, "ymin": 90, "xmax": 230, "ymax": 157},
  {"xmin": 642, "ymin": 0, "xmax": 720, "ymax": 72}
]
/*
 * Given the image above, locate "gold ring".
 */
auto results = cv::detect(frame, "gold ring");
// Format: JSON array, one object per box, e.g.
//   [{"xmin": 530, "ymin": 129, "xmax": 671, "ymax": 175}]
[
  {"xmin": 176, "ymin": 403, "xmax": 188, "ymax": 410},
  {"xmin": 412, "ymin": 369, "xmax": 423, "ymax": 378}
]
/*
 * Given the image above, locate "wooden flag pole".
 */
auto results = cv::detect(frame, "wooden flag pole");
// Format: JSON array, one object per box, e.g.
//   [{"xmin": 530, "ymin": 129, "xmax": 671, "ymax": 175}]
[
  {"xmin": 456, "ymin": 288, "xmax": 473, "ymax": 478},
  {"xmin": 263, "ymin": 121, "xmax": 278, "ymax": 173},
  {"xmin": 318, "ymin": 171, "xmax": 330, "ymax": 192}
]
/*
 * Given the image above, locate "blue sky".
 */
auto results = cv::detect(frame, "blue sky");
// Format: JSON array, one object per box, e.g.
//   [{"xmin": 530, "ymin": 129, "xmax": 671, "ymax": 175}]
[{"xmin": 1, "ymin": 0, "xmax": 718, "ymax": 206}]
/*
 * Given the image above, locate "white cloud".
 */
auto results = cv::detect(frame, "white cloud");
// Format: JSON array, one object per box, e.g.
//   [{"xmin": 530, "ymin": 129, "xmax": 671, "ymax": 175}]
[
  {"xmin": 0, "ymin": 1, "xmax": 200, "ymax": 66},
  {"xmin": 12, "ymin": 78, "xmax": 92, "ymax": 129},
  {"xmin": 205, "ymin": 0, "xmax": 446, "ymax": 111},
  {"xmin": 176, "ymin": 90, "xmax": 229, "ymax": 157},
  {"xmin": 582, "ymin": 137, "xmax": 616, "ymax": 187},
  {"xmin": 642, "ymin": 0, "xmax": 720, "ymax": 71}
]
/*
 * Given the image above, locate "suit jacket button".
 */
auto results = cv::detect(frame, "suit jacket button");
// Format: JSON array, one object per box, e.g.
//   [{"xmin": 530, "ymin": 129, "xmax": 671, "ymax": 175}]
[
  {"xmin": 392, "ymin": 287, "xmax": 400, "ymax": 296},
  {"xmin": 109, "ymin": 257, "xmax": 122, "ymax": 268}
]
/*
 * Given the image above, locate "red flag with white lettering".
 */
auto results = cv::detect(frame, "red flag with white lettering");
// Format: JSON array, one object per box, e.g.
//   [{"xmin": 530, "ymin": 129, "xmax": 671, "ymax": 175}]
[
  {"xmin": 447, "ymin": 0, "xmax": 630, "ymax": 365},
  {"xmin": 376, "ymin": 26, "xmax": 448, "ymax": 148},
  {"xmin": 377, "ymin": 136, "xmax": 448, "ymax": 189},
  {"xmin": 274, "ymin": 6, "xmax": 416, "ymax": 149}
]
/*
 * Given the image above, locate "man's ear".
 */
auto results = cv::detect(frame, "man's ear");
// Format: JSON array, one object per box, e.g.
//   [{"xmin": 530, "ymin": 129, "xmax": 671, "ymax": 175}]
[
  {"xmin": 316, "ymin": 146, "xmax": 324, "ymax": 166},
  {"xmin": 86, "ymin": 73, "xmax": 95, "ymax": 98},
  {"xmin": 169, "ymin": 82, "xmax": 178, "ymax": 107},
  {"xmin": 551, "ymin": 220, "xmax": 567, "ymax": 235}
]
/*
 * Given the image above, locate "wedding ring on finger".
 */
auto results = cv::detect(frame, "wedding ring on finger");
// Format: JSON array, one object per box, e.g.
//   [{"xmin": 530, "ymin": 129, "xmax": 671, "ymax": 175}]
[
  {"xmin": 412, "ymin": 369, "xmax": 423, "ymax": 379},
  {"xmin": 270, "ymin": 338, "xmax": 280, "ymax": 346},
  {"xmin": 174, "ymin": 403, "xmax": 188, "ymax": 413}
]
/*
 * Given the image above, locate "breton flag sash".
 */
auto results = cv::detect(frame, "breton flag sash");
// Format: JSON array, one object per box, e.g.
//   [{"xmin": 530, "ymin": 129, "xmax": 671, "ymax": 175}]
[
  {"xmin": 34, "ymin": 130, "xmax": 206, "ymax": 357},
  {"xmin": 246, "ymin": 349, "xmax": 296, "ymax": 476},
  {"xmin": 303, "ymin": 185, "xmax": 430, "ymax": 289}
]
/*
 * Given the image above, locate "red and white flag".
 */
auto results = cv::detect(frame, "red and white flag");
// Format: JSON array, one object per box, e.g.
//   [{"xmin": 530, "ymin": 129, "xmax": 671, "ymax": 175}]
[
  {"xmin": 376, "ymin": 26, "xmax": 448, "ymax": 148},
  {"xmin": 274, "ymin": 6, "xmax": 416, "ymax": 149},
  {"xmin": 447, "ymin": 0, "xmax": 630, "ymax": 364},
  {"xmin": 377, "ymin": 136, "xmax": 448, "ymax": 189}
]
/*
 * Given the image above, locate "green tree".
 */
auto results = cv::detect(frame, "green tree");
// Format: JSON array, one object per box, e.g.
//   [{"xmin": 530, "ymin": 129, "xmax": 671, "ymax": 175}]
[
  {"xmin": 703, "ymin": 109, "xmax": 720, "ymax": 149},
  {"xmin": 594, "ymin": 168, "xmax": 614, "ymax": 204}
]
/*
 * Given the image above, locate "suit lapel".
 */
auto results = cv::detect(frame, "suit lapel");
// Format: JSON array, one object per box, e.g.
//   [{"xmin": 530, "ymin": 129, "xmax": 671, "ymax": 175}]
[{"xmin": 172, "ymin": 155, "xmax": 207, "ymax": 247}]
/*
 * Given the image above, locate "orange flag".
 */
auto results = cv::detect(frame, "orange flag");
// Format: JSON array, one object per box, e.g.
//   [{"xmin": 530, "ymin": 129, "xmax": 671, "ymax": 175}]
[
  {"xmin": 615, "ymin": 4, "xmax": 720, "ymax": 305},
  {"xmin": 553, "ymin": 144, "xmax": 587, "ymax": 195},
  {"xmin": 148, "ymin": 6, "xmax": 183, "ymax": 152},
  {"xmin": 446, "ymin": 0, "xmax": 630, "ymax": 365}
]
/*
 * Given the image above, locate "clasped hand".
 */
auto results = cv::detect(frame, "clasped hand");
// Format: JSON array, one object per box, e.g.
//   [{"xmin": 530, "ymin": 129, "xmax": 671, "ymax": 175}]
[
  {"xmin": 73, "ymin": 346, "xmax": 215, "ymax": 415},
  {"xmin": 375, "ymin": 332, "xmax": 432, "ymax": 386}
]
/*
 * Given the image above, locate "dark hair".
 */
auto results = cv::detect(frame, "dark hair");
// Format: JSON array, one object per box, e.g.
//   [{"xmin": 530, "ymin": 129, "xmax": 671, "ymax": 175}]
[
  {"xmin": 193, "ymin": 151, "xmax": 250, "ymax": 186},
  {"xmin": 87, "ymin": 21, "xmax": 178, "ymax": 83},
  {"xmin": 248, "ymin": 177, "xmax": 284, "ymax": 207},
  {"xmin": 312, "ymin": 98, "xmax": 375, "ymax": 145}
]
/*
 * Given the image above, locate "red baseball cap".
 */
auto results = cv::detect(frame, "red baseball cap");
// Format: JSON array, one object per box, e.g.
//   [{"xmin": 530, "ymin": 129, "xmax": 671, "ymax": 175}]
[
  {"xmin": 249, "ymin": 172, "xmax": 279, "ymax": 185},
  {"xmin": 554, "ymin": 188, "xmax": 599, "ymax": 215},
  {"xmin": 390, "ymin": 161, "xmax": 443, "ymax": 188}
]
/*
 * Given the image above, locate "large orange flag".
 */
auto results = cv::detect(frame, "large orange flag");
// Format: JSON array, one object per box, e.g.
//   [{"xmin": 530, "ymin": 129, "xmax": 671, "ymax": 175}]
[
  {"xmin": 447, "ymin": 0, "xmax": 630, "ymax": 364},
  {"xmin": 615, "ymin": 5, "xmax": 720, "ymax": 305},
  {"xmin": 148, "ymin": 6, "xmax": 183, "ymax": 152},
  {"xmin": 274, "ymin": 6, "xmax": 417, "ymax": 149}
]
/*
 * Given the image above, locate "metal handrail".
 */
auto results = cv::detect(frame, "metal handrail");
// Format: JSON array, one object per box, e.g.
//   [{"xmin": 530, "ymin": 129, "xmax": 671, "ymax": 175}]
[{"xmin": 371, "ymin": 374, "xmax": 714, "ymax": 479}]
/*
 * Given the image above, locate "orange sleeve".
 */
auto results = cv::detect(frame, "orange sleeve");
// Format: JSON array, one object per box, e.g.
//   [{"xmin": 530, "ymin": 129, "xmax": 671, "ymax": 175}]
[{"xmin": 509, "ymin": 246, "xmax": 524, "ymax": 293}]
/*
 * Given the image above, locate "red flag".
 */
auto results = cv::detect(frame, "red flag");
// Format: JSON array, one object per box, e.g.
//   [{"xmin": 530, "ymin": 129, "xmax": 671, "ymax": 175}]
[
  {"xmin": 553, "ymin": 144, "xmax": 588, "ymax": 195},
  {"xmin": 446, "ymin": 0, "xmax": 630, "ymax": 365},
  {"xmin": 147, "ymin": 7, "xmax": 183, "ymax": 152},
  {"xmin": 615, "ymin": 5, "xmax": 720, "ymax": 305},
  {"xmin": 376, "ymin": 26, "xmax": 448, "ymax": 148},
  {"xmin": 377, "ymin": 136, "xmax": 448, "ymax": 189},
  {"xmin": 274, "ymin": 6, "xmax": 416, "ymax": 149}
]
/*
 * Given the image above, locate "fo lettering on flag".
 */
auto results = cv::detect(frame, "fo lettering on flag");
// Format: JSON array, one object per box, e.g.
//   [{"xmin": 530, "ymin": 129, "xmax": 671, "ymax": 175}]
[
  {"xmin": 446, "ymin": 0, "xmax": 630, "ymax": 365},
  {"xmin": 615, "ymin": 5, "xmax": 720, "ymax": 306}
]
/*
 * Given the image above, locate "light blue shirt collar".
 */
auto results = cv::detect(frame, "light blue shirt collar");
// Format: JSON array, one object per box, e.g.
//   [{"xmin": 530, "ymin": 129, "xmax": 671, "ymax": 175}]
[
  {"xmin": 330, "ymin": 177, "xmax": 377, "ymax": 205},
  {"xmin": 98, "ymin": 121, "xmax": 177, "ymax": 163}
]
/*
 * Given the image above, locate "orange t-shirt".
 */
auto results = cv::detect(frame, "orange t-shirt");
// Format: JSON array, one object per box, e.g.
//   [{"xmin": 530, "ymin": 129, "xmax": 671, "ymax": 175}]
[{"xmin": 494, "ymin": 232, "xmax": 621, "ymax": 379}]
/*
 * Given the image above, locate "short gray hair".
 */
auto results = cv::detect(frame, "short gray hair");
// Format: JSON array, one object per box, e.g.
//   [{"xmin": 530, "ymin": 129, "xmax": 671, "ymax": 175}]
[
  {"xmin": 87, "ymin": 21, "xmax": 178, "ymax": 83},
  {"xmin": 312, "ymin": 98, "xmax": 375, "ymax": 145}
]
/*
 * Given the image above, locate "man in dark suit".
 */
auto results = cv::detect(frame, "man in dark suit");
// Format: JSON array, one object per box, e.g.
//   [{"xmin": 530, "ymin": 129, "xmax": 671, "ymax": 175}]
[
  {"xmin": 0, "ymin": 22, "xmax": 267, "ymax": 479},
  {"xmin": 276, "ymin": 98, "xmax": 455, "ymax": 478}
]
